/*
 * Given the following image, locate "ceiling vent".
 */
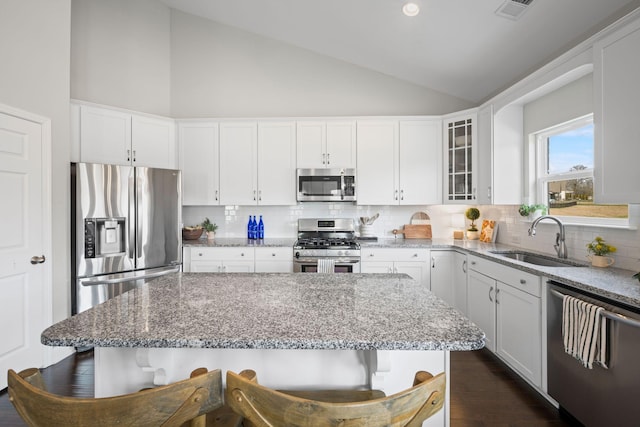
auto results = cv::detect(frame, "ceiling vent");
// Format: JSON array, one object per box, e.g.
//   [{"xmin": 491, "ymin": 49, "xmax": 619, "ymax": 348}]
[{"xmin": 495, "ymin": 0, "xmax": 534, "ymax": 20}]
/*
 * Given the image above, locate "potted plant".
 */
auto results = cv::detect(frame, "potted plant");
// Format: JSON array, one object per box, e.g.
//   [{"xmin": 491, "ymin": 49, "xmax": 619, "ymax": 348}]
[
  {"xmin": 586, "ymin": 236, "xmax": 616, "ymax": 267},
  {"xmin": 465, "ymin": 208, "xmax": 480, "ymax": 240},
  {"xmin": 518, "ymin": 204, "xmax": 547, "ymax": 219},
  {"xmin": 202, "ymin": 217, "xmax": 218, "ymax": 240}
]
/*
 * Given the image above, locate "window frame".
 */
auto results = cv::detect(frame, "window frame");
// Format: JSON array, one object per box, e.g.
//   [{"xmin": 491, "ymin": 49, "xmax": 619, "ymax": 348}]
[{"xmin": 534, "ymin": 114, "xmax": 630, "ymax": 228}]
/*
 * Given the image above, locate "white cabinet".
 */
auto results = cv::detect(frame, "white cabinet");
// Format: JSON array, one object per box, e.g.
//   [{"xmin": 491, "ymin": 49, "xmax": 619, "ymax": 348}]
[
  {"xmin": 296, "ymin": 121, "xmax": 356, "ymax": 169},
  {"xmin": 430, "ymin": 250, "xmax": 468, "ymax": 314},
  {"xmin": 185, "ymin": 247, "xmax": 255, "ymax": 273},
  {"xmin": 255, "ymin": 247, "xmax": 293, "ymax": 272},
  {"xmin": 219, "ymin": 122, "xmax": 258, "ymax": 205},
  {"xmin": 219, "ymin": 121, "xmax": 296, "ymax": 206},
  {"xmin": 357, "ymin": 120, "xmax": 441, "ymax": 205},
  {"xmin": 179, "ymin": 122, "xmax": 220, "ymax": 205},
  {"xmin": 475, "ymin": 105, "xmax": 493, "ymax": 205},
  {"xmin": 257, "ymin": 122, "xmax": 297, "ymax": 205},
  {"xmin": 361, "ymin": 248, "xmax": 430, "ymax": 289},
  {"xmin": 78, "ymin": 104, "xmax": 176, "ymax": 169},
  {"xmin": 443, "ymin": 111, "xmax": 478, "ymax": 203},
  {"xmin": 467, "ymin": 255, "xmax": 542, "ymax": 387},
  {"xmin": 594, "ymin": 16, "xmax": 640, "ymax": 203}
]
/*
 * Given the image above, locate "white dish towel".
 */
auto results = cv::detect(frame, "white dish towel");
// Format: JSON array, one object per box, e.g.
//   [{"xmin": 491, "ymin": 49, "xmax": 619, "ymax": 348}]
[
  {"xmin": 562, "ymin": 294, "xmax": 608, "ymax": 369},
  {"xmin": 317, "ymin": 258, "xmax": 335, "ymax": 273}
]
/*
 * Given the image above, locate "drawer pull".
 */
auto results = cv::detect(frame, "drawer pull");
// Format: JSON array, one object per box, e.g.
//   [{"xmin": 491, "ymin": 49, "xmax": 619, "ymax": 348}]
[
  {"xmin": 520, "ymin": 279, "xmax": 526, "ymax": 284},
  {"xmin": 241, "ymin": 253, "xmax": 245, "ymax": 257},
  {"xmin": 272, "ymin": 253, "xmax": 276, "ymax": 257},
  {"xmin": 471, "ymin": 261, "xmax": 477, "ymax": 265},
  {"xmin": 198, "ymin": 253, "xmax": 203, "ymax": 257}
]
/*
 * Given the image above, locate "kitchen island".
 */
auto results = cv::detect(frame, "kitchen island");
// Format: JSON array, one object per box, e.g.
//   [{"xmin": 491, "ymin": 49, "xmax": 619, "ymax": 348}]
[{"xmin": 42, "ymin": 273, "xmax": 485, "ymax": 427}]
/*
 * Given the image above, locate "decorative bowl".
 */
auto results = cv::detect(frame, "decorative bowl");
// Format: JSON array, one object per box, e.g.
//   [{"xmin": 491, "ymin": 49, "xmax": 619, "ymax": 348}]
[{"xmin": 182, "ymin": 227, "xmax": 203, "ymax": 240}]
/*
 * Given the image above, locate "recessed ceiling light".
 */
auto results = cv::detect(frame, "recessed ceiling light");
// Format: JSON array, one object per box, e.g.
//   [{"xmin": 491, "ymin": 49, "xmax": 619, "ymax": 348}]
[{"xmin": 402, "ymin": 2, "xmax": 420, "ymax": 17}]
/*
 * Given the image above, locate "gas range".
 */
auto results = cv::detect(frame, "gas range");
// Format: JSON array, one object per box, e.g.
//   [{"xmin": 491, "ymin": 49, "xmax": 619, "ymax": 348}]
[{"xmin": 293, "ymin": 218, "xmax": 361, "ymax": 273}]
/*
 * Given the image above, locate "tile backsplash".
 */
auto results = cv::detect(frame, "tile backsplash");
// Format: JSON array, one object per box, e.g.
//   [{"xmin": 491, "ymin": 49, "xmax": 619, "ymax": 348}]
[{"xmin": 183, "ymin": 204, "xmax": 640, "ymax": 272}]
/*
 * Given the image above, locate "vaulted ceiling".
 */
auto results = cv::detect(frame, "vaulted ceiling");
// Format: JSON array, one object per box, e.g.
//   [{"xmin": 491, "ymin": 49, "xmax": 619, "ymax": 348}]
[{"xmin": 158, "ymin": 0, "xmax": 640, "ymax": 103}]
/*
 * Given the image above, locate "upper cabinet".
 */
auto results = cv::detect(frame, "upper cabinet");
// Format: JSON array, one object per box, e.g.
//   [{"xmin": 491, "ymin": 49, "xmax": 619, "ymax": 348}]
[
  {"xmin": 443, "ymin": 112, "xmax": 478, "ymax": 203},
  {"xmin": 594, "ymin": 16, "xmax": 640, "ymax": 203},
  {"xmin": 219, "ymin": 121, "xmax": 296, "ymax": 206},
  {"xmin": 179, "ymin": 121, "xmax": 220, "ymax": 206},
  {"xmin": 296, "ymin": 121, "xmax": 356, "ymax": 169},
  {"xmin": 357, "ymin": 119, "xmax": 442, "ymax": 205},
  {"xmin": 257, "ymin": 121, "xmax": 297, "ymax": 205},
  {"xmin": 77, "ymin": 104, "xmax": 176, "ymax": 169}
]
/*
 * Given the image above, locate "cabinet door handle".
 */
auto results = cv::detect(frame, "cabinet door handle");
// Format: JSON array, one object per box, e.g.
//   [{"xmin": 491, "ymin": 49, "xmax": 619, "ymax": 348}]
[
  {"xmin": 394, "ymin": 189, "xmax": 399, "ymax": 201},
  {"xmin": 393, "ymin": 267, "xmax": 398, "ymax": 273},
  {"xmin": 489, "ymin": 286, "xmax": 494, "ymax": 302},
  {"xmin": 253, "ymin": 190, "xmax": 257, "ymax": 201},
  {"xmin": 488, "ymin": 186, "xmax": 492, "ymax": 200},
  {"xmin": 215, "ymin": 190, "xmax": 218, "ymax": 201},
  {"xmin": 127, "ymin": 149, "xmax": 131, "ymax": 162},
  {"xmin": 132, "ymin": 150, "xmax": 136, "ymax": 162},
  {"xmin": 462, "ymin": 260, "xmax": 467, "ymax": 273},
  {"xmin": 223, "ymin": 265, "xmax": 227, "ymax": 272},
  {"xmin": 472, "ymin": 187, "xmax": 477, "ymax": 200},
  {"xmin": 322, "ymin": 153, "xmax": 326, "ymax": 165},
  {"xmin": 258, "ymin": 189, "xmax": 262, "ymax": 201},
  {"xmin": 326, "ymin": 153, "xmax": 330, "ymax": 165},
  {"xmin": 496, "ymin": 288, "xmax": 500, "ymax": 304},
  {"xmin": 217, "ymin": 266, "xmax": 221, "ymax": 272},
  {"xmin": 400, "ymin": 189, "xmax": 404, "ymax": 201},
  {"xmin": 431, "ymin": 257, "xmax": 435, "ymax": 268}
]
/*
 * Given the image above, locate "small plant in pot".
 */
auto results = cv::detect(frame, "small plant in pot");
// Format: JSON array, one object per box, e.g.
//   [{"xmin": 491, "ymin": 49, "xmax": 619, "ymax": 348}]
[
  {"xmin": 518, "ymin": 204, "xmax": 547, "ymax": 219},
  {"xmin": 465, "ymin": 208, "xmax": 480, "ymax": 240},
  {"xmin": 202, "ymin": 217, "xmax": 218, "ymax": 240},
  {"xmin": 586, "ymin": 236, "xmax": 616, "ymax": 267}
]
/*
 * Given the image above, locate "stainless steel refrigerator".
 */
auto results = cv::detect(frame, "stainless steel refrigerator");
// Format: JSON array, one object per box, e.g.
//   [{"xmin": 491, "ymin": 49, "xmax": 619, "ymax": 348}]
[{"xmin": 71, "ymin": 163, "xmax": 181, "ymax": 315}]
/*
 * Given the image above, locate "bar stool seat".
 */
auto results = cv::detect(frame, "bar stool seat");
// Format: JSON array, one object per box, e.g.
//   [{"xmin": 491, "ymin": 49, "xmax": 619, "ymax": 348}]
[
  {"xmin": 7, "ymin": 367, "xmax": 237, "ymax": 427},
  {"xmin": 225, "ymin": 369, "xmax": 446, "ymax": 427}
]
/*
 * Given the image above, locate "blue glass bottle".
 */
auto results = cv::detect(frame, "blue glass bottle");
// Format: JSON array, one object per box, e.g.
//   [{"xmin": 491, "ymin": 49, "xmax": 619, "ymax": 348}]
[
  {"xmin": 251, "ymin": 215, "xmax": 258, "ymax": 239},
  {"xmin": 258, "ymin": 215, "xmax": 264, "ymax": 239},
  {"xmin": 247, "ymin": 215, "xmax": 253, "ymax": 239}
]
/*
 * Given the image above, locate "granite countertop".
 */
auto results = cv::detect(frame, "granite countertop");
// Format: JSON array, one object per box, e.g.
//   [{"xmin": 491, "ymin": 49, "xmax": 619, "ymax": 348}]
[
  {"xmin": 42, "ymin": 273, "xmax": 485, "ymax": 351},
  {"xmin": 186, "ymin": 237, "xmax": 640, "ymax": 308}
]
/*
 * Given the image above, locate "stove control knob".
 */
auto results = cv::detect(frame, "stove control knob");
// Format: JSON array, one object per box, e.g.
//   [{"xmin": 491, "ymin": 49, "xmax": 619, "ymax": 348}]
[
  {"xmin": 344, "ymin": 250, "xmax": 350, "ymax": 256},
  {"xmin": 295, "ymin": 252, "xmax": 300, "ymax": 259},
  {"xmin": 337, "ymin": 250, "xmax": 343, "ymax": 256}
]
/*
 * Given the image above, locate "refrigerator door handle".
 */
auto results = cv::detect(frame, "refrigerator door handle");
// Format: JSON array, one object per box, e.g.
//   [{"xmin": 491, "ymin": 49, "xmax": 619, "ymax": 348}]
[{"xmin": 81, "ymin": 266, "xmax": 180, "ymax": 286}]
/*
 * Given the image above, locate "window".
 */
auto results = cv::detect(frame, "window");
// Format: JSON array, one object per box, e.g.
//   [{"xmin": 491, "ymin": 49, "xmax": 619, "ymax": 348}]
[{"xmin": 535, "ymin": 115, "xmax": 628, "ymax": 225}]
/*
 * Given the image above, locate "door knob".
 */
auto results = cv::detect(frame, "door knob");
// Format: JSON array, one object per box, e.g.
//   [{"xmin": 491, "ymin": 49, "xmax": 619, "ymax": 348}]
[{"xmin": 30, "ymin": 255, "xmax": 46, "ymax": 264}]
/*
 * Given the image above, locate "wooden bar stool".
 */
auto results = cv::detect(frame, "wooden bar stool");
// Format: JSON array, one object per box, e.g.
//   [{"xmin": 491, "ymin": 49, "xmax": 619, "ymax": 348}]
[
  {"xmin": 7, "ymin": 367, "xmax": 238, "ymax": 427},
  {"xmin": 225, "ymin": 369, "xmax": 446, "ymax": 427}
]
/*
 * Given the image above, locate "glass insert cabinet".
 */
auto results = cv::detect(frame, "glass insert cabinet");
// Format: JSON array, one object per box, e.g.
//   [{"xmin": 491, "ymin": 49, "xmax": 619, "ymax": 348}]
[{"xmin": 445, "ymin": 114, "xmax": 477, "ymax": 203}]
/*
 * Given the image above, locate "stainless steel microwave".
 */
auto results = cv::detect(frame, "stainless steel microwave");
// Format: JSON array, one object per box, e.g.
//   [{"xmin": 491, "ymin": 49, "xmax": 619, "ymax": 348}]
[{"xmin": 296, "ymin": 168, "xmax": 356, "ymax": 202}]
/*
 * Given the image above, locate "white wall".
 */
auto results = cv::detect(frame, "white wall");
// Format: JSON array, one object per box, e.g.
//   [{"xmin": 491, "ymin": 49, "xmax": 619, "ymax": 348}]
[
  {"xmin": 169, "ymin": 10, "xmax": 473, "ymax": 118},
  {"xmin": 71, "ymin": 0, "xmax": 171, "ymax": 116},
  {"xmin": 0, "ymin": 0, "xmax": 71, "ymax": 323}
]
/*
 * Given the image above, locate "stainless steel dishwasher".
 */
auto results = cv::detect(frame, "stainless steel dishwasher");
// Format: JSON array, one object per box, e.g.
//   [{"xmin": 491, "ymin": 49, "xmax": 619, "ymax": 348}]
[{"xmin": 547, "ymin": 281, "xmax": 640, "ymax": 426}]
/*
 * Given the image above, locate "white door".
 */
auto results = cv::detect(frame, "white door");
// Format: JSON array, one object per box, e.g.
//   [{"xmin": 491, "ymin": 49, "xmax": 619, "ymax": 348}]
[
  {"xmin": 219, "ymin": 122, "xmax": 258, "ymax": 205},
  {"xmin": 0, "ymin": 109, "xmax": 49, "ymax": 389},
  {"xmin": 325, "ymin": 121, "xmax": 356, "ymax": 169},
  {"xmin": 356, "ymin": 120, "xmax": 399, "ymax": 205},
  {"xmin": 399, "ymin": 120, "xmax": 442, "ymax": 205},
  {"xmin": 467, "ymin": 270, "xmax": 496, "ymax": 352},
  {"xmin": 257, "ymin": 122, "xmax": 296, "ymax": 205}
]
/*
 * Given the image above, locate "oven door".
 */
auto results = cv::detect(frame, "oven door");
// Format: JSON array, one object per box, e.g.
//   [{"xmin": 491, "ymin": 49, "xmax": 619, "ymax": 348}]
[{"xmin": 293, "ymin": 257, "xmax": 361, "ymax": 273}]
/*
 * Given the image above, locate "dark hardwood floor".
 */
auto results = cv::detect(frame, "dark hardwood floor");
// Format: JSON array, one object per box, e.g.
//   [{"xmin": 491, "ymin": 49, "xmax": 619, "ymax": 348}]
[{"xmin": 0, "ymin": 348, "xmax": 578, "ymax": 426}]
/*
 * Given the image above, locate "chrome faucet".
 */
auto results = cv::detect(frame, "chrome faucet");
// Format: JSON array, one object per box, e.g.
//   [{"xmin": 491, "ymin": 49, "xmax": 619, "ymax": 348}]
[{"xmin": 528, "ymin": 215, "xmax": 568, "ymax": 259}]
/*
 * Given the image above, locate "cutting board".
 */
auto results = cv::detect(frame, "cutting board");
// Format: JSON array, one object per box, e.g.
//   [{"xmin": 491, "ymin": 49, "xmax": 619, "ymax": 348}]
[{"xmin": 392, "ymin": 224, "xmax": 432, "ymax": 239}]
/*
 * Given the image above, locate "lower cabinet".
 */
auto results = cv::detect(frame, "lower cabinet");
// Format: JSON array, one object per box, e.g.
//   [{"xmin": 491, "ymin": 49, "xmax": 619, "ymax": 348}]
[
  {"xmin": 184, "ymin": 246, "xmax": 292, "ymax": 273},
  {"xmin": 254, "ymin": 247, "xmax": 293, "ymax": 273},
  {"xmin": 185, "ymin": 247, "xmax": 255, "ymax": 273},
  {"xmin": 467, "ymin": 255, "xmax": 542, "ymax": 387},
  {"xmin": 430, "ymin": 250, "xmax": 468, "ymax": 314},
  {"xmin": 360, "ymin": 248, "xmax": 430, "ymax": 289}
]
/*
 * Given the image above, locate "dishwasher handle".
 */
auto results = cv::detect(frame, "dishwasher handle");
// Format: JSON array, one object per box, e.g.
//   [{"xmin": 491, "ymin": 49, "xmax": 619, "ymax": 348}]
[{"xmin": 550, "ymin": 287, "xmax": 640, "ymax": 329}]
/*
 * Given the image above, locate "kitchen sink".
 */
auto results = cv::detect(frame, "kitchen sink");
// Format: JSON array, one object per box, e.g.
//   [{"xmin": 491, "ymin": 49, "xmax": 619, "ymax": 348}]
[{"xmin": 489, "ymin": 251, "xmax": 586, "ymax": 267}]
